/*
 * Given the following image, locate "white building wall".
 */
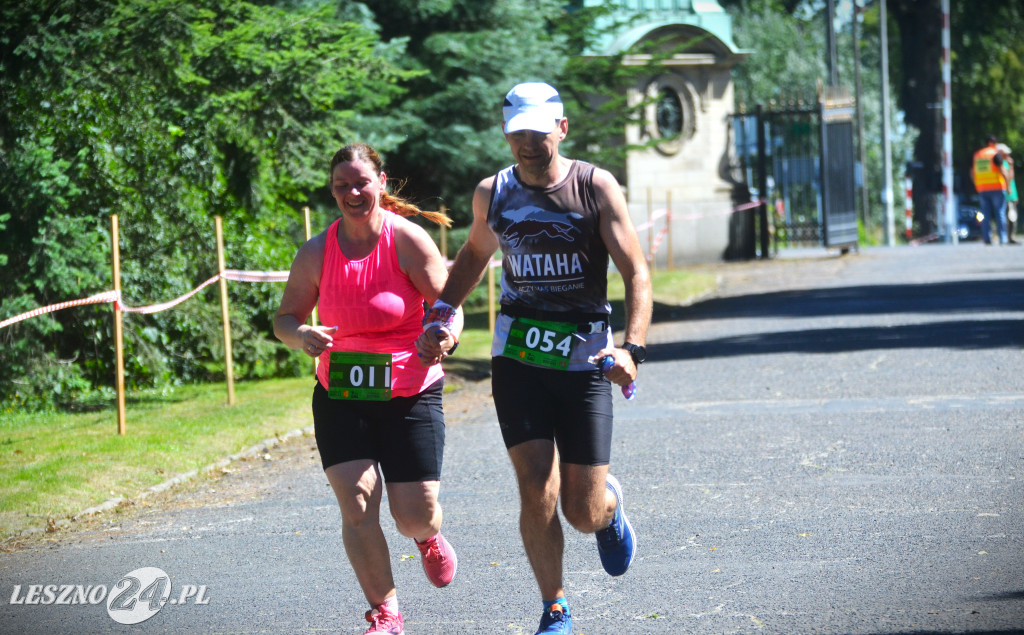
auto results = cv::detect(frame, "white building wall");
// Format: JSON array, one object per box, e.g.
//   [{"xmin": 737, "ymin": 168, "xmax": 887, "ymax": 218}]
[{"xmin": 625, "ymin": 66, "xmax": 742, "ymax": 265}]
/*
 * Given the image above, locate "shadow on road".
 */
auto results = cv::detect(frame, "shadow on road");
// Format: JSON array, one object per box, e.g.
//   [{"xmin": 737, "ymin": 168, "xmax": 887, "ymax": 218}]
[
  {"xmin": 648, "ymin": 318, "xmax": 1023, "ymax": 360},
  {"xmin": 671, "ymin": 279, "xmax": 1023, "ymax": 322},
  {"xmin": 635, "ymin": 277, "xmax": 1024, "ymax": 360}
]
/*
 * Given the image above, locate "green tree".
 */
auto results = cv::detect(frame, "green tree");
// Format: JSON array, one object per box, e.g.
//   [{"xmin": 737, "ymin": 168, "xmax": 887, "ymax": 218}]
[
  {"xmin": 350, "ymin": 0, "xmax": 674, "ymax": 226},
  {"xmin": 718, "ymin": 0, "xmax": 804, "ymax": 14},
  {"xmin": 0, "ymin": 0, "xmax": 413, "ymax": 409},
  {"xmin": 730, "ymin": 2, "xmax": 827, "ymax": 107},
  {"xmin": 850, "ymin": 2, "xmax": 917, "ymax": 241},
  {"xmin": 352, "ymin": 0, "xmax": 572, "ymax": 225},
  {"xmin": 882, "ymin": 1, "xmax": 1024, "ymax": 232},
  {"xmin": 949, "ymin": 3, "xmax": 1024, "ymax": 196},
  {"xmin": 727, "ymin": 1, "xmax": 922, "ymax": 243}
]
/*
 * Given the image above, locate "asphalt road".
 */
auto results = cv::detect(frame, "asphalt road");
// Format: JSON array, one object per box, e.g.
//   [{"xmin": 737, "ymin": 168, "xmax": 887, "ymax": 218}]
[{"xmin": 2, "ymin": 244, "xmax": 1022, "ymax": 635}]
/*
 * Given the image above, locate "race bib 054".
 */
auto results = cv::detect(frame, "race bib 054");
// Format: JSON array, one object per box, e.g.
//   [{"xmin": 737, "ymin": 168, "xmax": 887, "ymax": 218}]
[{"xmin": 501, "ymin": 318, "xmax": 579, "ymax": 370}]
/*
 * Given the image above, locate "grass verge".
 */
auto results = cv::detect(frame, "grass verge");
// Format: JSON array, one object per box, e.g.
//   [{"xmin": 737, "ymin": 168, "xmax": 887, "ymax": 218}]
[
  {"xmin": 0, "ymin": 378, "xmax": 314, "ymax": 542},
  {"xmin": 1, "ymin": 267, "xmax": 717, "ymax": 542}
]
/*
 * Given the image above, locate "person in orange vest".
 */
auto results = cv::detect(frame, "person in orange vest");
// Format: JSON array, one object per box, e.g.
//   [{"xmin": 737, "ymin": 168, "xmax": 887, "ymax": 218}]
[{"xmin": 971, "ymin": 135, "xmax": 1009, "ymax": 244}]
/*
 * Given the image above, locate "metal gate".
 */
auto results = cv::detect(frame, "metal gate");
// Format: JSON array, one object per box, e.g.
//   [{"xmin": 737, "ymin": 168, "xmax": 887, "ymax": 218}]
[
  {"xmin": 730, "ymin": 88, "xmax": 859, "ymax": 255},
  {"xmin": 819, "ymin": 88, "xmax": 858, "ymax": 248}
]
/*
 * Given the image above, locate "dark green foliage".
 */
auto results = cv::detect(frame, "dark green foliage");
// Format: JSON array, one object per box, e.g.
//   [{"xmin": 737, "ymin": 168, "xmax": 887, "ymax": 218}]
[
  {"xmin": 352, "ymin": 0, "xmax": 572, "ymax": 224},
  {"xmin": 1, "ymin": 0, "xmax": 414, "ymax": 409},
  {"xmin": 949, "ymin": 3, "xmax": 1024, "ymax": 187},
  {"xmin": 11, "ymin": 0, "xmax": 941, "ymax": 411},
  {"xmin": 717, "ymin": 0, "xmax": 804, "ymax": 14},
  {"xmin": 352, "ymin": 0, "xmax": 678, "ymax": 223},
  {"xmin": 1, "ymin": 0, "xmax": 641, "ymax": 411}
]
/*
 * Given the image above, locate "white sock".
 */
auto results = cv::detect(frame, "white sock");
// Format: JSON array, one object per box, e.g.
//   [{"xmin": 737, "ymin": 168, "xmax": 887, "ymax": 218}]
[{"xmin": 380, "ymin": 595, "xmax": 399, "ymax": 614}]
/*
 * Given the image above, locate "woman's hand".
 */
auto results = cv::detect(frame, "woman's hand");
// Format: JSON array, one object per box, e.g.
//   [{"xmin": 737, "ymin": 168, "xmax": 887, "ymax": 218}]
[
  {"xmin": 302, "ymin": 325, "xmax": 338, "ymax": 357},
  {"xmin": 416, "ymin": 327, "xmax": 456, "ymax": 366}
]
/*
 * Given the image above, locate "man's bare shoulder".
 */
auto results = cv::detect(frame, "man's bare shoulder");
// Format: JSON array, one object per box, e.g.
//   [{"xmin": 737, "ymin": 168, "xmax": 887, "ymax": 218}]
[
  {"xmin": 476, "ymin": 174, "xmax": 497, "ymax": 191},
  {"xmin": 590, "ymin": 165, "xmax": 623, "ymax": 190}
]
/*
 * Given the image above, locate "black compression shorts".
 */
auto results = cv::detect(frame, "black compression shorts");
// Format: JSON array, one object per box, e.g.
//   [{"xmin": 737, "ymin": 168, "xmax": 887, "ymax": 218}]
[
  {"xmin": 490, "ymin": 356, "xmax": 613, "ymax": 466},
  {"xmin": 311, "ymin": 378, "xmax": 445, "ymax": 482}
]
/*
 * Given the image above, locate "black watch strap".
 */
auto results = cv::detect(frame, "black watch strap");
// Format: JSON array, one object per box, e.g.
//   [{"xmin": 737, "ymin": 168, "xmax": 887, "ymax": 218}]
[{"xmin": 622, "ymin": 342, "xmax": 646, "ymax": 364}]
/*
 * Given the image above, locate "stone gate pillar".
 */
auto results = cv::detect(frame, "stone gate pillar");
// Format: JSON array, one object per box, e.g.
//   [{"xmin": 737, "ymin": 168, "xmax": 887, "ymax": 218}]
[{"xmin": 584, "ymin": 0, "xmax": 748, "ymax": 264}]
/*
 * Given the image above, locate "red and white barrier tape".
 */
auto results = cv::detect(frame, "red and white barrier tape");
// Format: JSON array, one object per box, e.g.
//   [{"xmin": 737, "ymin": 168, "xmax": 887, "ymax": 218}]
[
  {"xmin": 222, "ymin": 269, "xmax": 289, "ymax": 283},
  {"xmin": 634, "ymin": 200, "xmax": 763, "ymax": 234},
  {"xmin": 117, "ymin": 275, "xmax": 220, "ymax": 314},
  {"xmin": 640, "ymin": 200, "xmax": 766, "ymax": 259},
  {"xmin": 647, "ymin": 225, "xmax": 670, "ymax": 263},
  {"xmin": 633, "ymin": 208, "xmax": 670, "ymax": 233},
  {"xmin": 0, "ymin": 291, "xmax": 120, "ymax": 330},
  {"xmin": 5, "ymin": 200, "xmax": 766, "ymax": 329},
  {"xmin": 1, "ymin": 269, "xmax": 290, "ymax": 329}
]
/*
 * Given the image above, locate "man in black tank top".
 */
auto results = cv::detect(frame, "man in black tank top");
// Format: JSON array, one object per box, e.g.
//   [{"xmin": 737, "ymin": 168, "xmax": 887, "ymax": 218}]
[{"xmin": 428, "ymin": 82, "xmax": 652, "ymax": 635}]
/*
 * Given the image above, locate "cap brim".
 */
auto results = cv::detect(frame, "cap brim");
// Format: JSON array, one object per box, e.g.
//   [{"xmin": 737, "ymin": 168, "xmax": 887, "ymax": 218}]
[{"xmin": 504, "ymin": 113, "xmax": 560, "ymax": 134}]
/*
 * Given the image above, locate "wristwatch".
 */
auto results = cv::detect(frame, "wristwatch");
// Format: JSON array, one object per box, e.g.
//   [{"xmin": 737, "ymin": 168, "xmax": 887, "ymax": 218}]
[{"xmin": 622, "ymin": 342, "xmax": 647, "ymax": 365}]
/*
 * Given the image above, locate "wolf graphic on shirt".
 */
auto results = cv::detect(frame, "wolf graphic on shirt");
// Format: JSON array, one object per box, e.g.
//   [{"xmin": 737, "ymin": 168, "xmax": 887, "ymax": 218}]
[
  {"xmin": 501, "ymin": 206, "xmax": 582, "ymax": 248},
  {"xmin": 487, "ymin": 162, "xmax": 611, "ymax": 314}
]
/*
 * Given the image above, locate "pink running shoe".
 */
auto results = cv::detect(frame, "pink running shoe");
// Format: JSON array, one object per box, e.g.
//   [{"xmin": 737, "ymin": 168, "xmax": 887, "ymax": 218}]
[
  {"xmin": 364, "ymin": 604, "xmax": 404, "ymax": 635},
  {"xmin": 415, "ymin": 532, "xmax": 458, "ymax": 588}
]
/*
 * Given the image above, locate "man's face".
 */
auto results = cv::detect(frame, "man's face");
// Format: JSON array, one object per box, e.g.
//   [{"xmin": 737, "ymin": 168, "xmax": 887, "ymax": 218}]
[{"xmin": 503, "ymin": 118, "xmax": 568, "ymax": 170}]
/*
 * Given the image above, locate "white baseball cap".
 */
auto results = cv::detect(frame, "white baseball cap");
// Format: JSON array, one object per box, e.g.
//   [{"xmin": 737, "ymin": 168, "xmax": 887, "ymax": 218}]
[
  {"xmin": 503, "ymin": 82, "xmax": 564, "ymax": 134},
  {"xmin": 997, "ymin": 143, "xmax": 1012, "ymax": 155}
]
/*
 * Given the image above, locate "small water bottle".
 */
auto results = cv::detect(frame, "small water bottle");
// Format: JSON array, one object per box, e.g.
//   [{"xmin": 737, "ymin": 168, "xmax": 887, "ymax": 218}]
[{"xmin": 589, "ymin": 355, "xmax": 637, "ymax": 401}]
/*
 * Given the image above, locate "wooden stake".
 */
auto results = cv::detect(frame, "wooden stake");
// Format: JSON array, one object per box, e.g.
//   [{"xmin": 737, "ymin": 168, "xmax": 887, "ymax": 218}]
[
  {"xmin": 303, "ymin": 207, "xmax": 318, "ymax": 373},
  {"xmin": 215, "ymin": 216, "xmax": 236, "ymax": 406},
  {"xmin": 646, "ymin": 187, "xmax": 655, "ymax": 270},
  {"xmin": 110, "ymin": 215, "xmax": 127, "ymax": 435},
  {"xmin": 666, "ymin": 190, "xmax": 674, "ymax": 270}
]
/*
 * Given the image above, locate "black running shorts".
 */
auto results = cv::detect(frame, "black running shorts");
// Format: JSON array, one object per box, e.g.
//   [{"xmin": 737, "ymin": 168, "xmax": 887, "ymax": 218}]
[
  {"xmin": 311, "ymin": 378, "xmax": 445, "ymax": 482},
  {"xmin": 490, "ymin": 356, "xmax": 613, "ymax": 466}
]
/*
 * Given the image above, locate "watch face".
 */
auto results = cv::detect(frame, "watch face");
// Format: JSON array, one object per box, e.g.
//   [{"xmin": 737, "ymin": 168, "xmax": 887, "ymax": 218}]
[{"xmin": 625, "ymin": 343, "xmax": 646, "ymax": 363}]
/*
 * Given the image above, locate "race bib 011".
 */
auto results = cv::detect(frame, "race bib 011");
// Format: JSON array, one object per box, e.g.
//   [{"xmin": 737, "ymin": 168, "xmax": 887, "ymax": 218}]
[{"xmin": 328, "ymin": 351, "xmax": 392, "ymax": 401}]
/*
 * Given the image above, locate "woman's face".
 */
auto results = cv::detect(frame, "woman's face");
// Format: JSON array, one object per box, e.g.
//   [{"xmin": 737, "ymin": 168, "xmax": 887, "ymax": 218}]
[{"xmin": 330, "ymin": 159, "xmax": 385, "ymax": 222}]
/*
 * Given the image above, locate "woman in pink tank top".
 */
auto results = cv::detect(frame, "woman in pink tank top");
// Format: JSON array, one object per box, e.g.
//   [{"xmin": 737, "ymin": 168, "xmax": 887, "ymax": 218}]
[{"xmin": 274, "ymin": 143, "xmax": 462, "ymax": 634}]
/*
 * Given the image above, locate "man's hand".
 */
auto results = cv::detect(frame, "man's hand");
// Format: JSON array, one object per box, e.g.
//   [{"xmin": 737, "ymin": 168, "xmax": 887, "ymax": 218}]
[
  {"xmin": 416, "ymin": 327, "xmax": 456, "ymax": 366},
  {"xmin": 594, "ymin": 347, "xmax": 637, "ymax": 386}
]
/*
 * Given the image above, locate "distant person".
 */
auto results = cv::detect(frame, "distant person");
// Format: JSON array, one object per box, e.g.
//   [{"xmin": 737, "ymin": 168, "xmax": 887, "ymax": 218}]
[
  {"xmin": 971, "ymin": 135, "xmax": 1009, "ymax": 245},
  {"xmin": 997, "ymin": 143, "xmax": 1018, "ymax": 243},
  {"xmin": 425, "ymin": 82, "xmax": 652, "ymax": 635},
  {"xmin": 274, "ymin": 142, "xmax": 462, "ymax": 635}
]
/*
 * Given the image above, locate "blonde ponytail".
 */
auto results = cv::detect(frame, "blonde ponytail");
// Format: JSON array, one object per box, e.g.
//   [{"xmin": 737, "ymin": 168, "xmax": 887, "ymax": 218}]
[{"xmin": 380, "ymin": 191, "xmax": 453, "ymax": 228}]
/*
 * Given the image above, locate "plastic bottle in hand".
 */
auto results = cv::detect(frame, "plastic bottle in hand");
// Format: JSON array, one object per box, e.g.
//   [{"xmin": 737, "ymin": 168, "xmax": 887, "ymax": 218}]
[{"xmin": 589, "ymin": 355, "xmax": 637, "ymax": 401}]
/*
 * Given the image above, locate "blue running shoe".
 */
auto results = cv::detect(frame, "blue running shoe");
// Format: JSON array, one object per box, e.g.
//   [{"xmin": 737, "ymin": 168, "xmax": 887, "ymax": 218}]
[
  {"xmin": 595, "ymin": 473, "xmax": 636, "ymax": 576},
  {"xmin": 536, "ymin": 603, "xmax": 572, "ymax": 635}
]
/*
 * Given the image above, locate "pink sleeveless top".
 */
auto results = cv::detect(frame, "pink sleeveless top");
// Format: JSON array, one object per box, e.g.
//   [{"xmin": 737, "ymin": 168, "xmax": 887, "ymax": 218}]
[{"xmin": 314, "ymin": 212, "xmax": 443, "ymax": 397}]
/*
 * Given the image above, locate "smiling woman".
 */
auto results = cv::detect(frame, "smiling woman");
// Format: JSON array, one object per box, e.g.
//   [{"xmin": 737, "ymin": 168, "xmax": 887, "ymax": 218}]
[
  {"xmin": 272, "ymin": 141, "xmax": 463, "ymax": 633},
  {"xmin": 331, "ymin": 160, "xmax": 385, "ymax": 228}
]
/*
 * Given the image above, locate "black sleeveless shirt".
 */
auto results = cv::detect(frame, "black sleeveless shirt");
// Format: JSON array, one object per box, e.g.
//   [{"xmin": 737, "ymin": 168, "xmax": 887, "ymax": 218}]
[{"xmin": 487, "ymin": 160, "xmax": 611, "ymax": 316}]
